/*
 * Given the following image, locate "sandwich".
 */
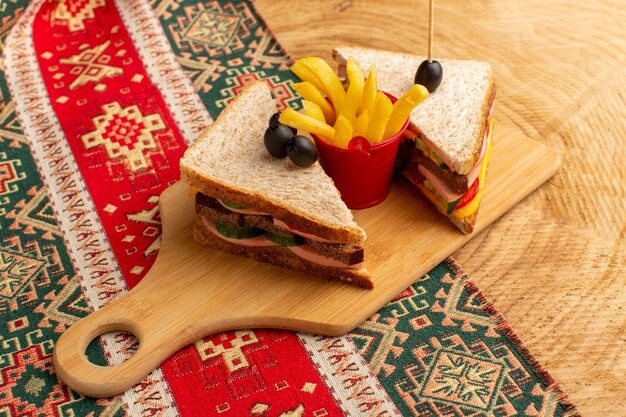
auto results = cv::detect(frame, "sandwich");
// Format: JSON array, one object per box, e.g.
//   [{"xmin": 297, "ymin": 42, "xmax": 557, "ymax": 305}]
[
  {"xmin": 180, "ymin": 82, "xmax": 372, "ymax": 288},
  {"xmin": 333, "ymin": 46, "xmax": 496, "ymax": 233}
]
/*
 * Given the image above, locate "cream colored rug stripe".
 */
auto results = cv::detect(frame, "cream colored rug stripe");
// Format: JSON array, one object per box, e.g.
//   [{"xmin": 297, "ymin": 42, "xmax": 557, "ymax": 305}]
[
  {"xmin": 297, "ymin": 333, "xmax": 402, "ymax": 417},
  {"xmin": 115, "ymin": 0, "xmax": 213, "ymax": 146}
]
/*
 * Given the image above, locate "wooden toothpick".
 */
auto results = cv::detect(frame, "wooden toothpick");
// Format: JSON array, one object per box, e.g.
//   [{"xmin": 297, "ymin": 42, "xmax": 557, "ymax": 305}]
[{"xmin": 428, "ymin": 0, "xmax": 434, "ymax": 63}]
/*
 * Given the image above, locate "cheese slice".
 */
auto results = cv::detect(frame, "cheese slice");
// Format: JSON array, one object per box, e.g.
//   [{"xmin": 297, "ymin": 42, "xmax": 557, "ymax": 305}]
[{"xmin": 452, "ymin": 138, "xmax": 493, "ymax": 219}]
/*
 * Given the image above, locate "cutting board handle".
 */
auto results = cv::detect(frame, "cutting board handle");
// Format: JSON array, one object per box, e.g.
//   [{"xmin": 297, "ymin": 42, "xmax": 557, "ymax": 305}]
[
  {"xmin": 52, "ymin": 293, "xmax": 157, "ymax": 397},
  {"xmin": 52, "ymin": 284, "xmax": 235, "ymax": 398}
]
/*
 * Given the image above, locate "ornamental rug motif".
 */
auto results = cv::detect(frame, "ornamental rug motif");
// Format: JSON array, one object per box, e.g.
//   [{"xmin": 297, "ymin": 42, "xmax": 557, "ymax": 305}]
[{"xmin": 0, "ymin": 1, "xmax": 579, "ymax": 416}]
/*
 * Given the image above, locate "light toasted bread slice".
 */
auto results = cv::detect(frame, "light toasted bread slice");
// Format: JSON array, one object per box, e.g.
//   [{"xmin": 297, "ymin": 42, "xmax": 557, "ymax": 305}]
[{"xmin": 180, "ymin": 81, "xmax": 366, "ymax": 245}]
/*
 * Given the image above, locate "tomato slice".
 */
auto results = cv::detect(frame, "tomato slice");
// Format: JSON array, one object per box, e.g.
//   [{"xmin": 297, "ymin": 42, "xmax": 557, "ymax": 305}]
[
  {"xmin": 285, "ymin": 223, "xmax": 306, "ymax": 233},
  {"xmin": 404, "ymin": 164, "xmax": 423, "ymax": 185},
  {"xmin": 455, "ymin": 178, "xmax": 479, "ymax": 210}
]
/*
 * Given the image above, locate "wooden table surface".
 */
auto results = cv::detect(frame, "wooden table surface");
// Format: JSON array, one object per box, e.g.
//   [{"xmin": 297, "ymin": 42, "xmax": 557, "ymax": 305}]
[{"xmin": 255, "ymin": 1, "xmax": 626, "ymax": 416}]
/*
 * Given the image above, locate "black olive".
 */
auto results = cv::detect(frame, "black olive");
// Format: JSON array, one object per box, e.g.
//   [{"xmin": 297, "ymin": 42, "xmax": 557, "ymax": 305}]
[
  {"xmin": 269, "ymin": 112, "xmax": 281, "ymax": 128},
  {"xmin": 269, "ymin": 112, "xmax": 297, "ymax": 135},
  {"xmin": 287, "ymin": 135, "xmax": 318, "ymax": 167},
  {"xmin": 264, "ymin": 125, "xmax": 292, "ymax": 159},
  {"xmin": 414, "ymin": 60, "xmax": 443, "ymax": 93}
]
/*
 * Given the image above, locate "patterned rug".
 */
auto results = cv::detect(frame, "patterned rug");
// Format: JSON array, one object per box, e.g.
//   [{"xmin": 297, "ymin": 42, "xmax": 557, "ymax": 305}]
[{"xmin": 0, "ymin": 1, "xmax": 580, "ymax": 416}]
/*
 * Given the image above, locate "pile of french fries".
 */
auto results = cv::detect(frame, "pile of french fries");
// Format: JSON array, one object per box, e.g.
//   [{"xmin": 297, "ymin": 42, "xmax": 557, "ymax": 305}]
[{"xmin": 279, "ymin": 57, "xmax": 429, "ymax": 148}]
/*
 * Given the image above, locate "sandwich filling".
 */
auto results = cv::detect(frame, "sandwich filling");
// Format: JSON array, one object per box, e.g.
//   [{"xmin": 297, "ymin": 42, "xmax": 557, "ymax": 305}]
[
  {"xmin": 195, "ymin": 193, "xmax": 365, "ymax": 270},
  {"xmin": 403, "ymin": 101, "xmax": 495, "ymax": 219}
]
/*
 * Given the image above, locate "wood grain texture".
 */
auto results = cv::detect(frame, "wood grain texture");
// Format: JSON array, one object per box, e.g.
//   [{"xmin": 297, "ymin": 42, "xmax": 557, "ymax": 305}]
[
  {"xmin": 52, "ymin": 127, "xmax": 558, "ymax": 398},
  {"xmin": 253, "ymin": 0, "xmax": 625, "ymax": 415}
]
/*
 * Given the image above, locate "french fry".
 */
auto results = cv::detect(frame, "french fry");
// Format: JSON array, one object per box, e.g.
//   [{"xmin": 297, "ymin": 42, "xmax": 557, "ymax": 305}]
[
  {"xmin": 366, "ymin": 92, "xmax": 393, "ymax": 143},
  {"xmin": 338, "ymin": 57, "xmax": 365, "ymax": 123},
  {"xmin": 279, "ymin": 108, "xmax": 335, "ymax": 142},
  {"xmin": 359, "ymin": 64, "xmax": 378, "ymax": 116},
  {"xmin": 353, "ymin": 110, "xmax": 369, "ymax": 137},
  {"xmin": 288, "ymin": 56, "xmax": 425, "ymax": 149},
  {"xmin": 302, "ymin": 100, "xmax": 325, "ymax": 123},
  {"xmin": 298, "ymin": 57, "xmax": 345, "ymax": 112},
  {"xmin": 291, "ymin": 61, "xmax": 327, "ymax": 94},
  {"xmin": 292, "ymin": 82, "xmax": 336, "ymax": 124},
  {"xmin": 334, "ymin": 115, "xmax": 354, "ymax": 149},
  {"xmin": 383, "ymin": 84, "xmax": 429, "ymax": 139}
]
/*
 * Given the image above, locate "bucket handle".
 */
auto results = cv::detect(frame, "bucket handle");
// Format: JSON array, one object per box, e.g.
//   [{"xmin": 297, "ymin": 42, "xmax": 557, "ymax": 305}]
[{"xmin": 348, "ymin": 136, "xmax": 371, "ymax": 158}]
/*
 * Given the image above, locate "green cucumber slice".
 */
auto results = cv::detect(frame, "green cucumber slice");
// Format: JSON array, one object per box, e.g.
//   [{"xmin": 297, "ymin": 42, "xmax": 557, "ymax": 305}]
[
  {"xmin": 265, "ymin": 232, "xmax": 304, "ymax": 246},
  {"xmin": 220, "ymin": 200, "xmax": 246, "ymax": 209},
  {"xmin": 215, "ymin": 222, "xmax": 262, "ymax": 239},
  {"xmin": 415, "ymin": 136, "xmax": 446, "ymax": 168},
  {"xmin": 447, "ymin": 198, "xmax": 461, "ymax": 214},
  {"xmin": 425, "ymin": 180, "xmax": 460, "ymax": 214}
]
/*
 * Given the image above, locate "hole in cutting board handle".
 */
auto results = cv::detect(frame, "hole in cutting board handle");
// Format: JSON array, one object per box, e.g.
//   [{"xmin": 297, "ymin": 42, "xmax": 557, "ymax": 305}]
[
  {"xmin": 86, "ymin": 330, "xmax": 139, "ymax": 366},
  {"xmin": 52, "ymin": 297, "xmax": 171, "ymax": 397}
]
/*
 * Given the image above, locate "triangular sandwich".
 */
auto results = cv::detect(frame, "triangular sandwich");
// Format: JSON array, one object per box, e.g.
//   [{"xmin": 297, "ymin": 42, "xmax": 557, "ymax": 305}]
[
  {"xmin": 334, "ymin": 46, "xmax": 496, "ymax": 233},
  {"xmin": 180, "ymin": 82, "xmax": 372, "ymax": 288}
]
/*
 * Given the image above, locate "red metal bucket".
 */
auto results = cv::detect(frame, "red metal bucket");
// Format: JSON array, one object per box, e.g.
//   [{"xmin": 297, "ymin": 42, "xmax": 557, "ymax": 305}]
[{"xmin": 313, "ymin": 94, "xmax": 409, "ymax": 209}]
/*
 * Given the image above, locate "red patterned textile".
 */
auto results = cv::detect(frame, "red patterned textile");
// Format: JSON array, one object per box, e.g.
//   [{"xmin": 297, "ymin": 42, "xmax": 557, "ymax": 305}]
[
  {"xmin": 29, "ymin": 0, "xmax": 348, "ymax": 415},
  {"xmin": 164, "ymin": 331, "xmax": 344, "ymax": 416},
  {"xmin": 33, "ymin": 1, "xmax": 186, "ymax": 289}
]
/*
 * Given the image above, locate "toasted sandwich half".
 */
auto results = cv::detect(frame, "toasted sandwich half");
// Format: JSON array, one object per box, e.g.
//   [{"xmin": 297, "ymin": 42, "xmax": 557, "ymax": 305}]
[
  {"xmin": 333, "ymin": 46, "xmax": 496, "ymax": 233},
  {"xmin": 180, "ymin": 82, "xmax": 372, "ymax": 288}
]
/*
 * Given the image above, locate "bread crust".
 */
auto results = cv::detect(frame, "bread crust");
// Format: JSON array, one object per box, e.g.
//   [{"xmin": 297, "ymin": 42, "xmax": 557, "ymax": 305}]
[
  {"xmin": 193, "ymin": 216, "xmax": 373, "ymax": 289},
  {"xmin": 182, "ymin": 168, "xmax": 366, "ymax": 244},
  {"xmin": 448, "ymin": 212, "xmax": 477, "ymax": 234},
  {"xmin": 468, "ymin": 80, "xmax": 497, "ymax": 172}
]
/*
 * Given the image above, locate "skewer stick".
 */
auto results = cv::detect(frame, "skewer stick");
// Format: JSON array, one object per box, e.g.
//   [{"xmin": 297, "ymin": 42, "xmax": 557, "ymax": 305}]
[{"xmin": 428, "ymin": 0, "xmax": 434, "ymax": 63}]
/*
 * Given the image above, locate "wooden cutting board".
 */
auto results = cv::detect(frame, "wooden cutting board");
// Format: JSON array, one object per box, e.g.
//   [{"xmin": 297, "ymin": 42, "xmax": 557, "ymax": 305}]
[{"xmin": 52, "ymin": 125, "xmax": 560, "ymax": 398}]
